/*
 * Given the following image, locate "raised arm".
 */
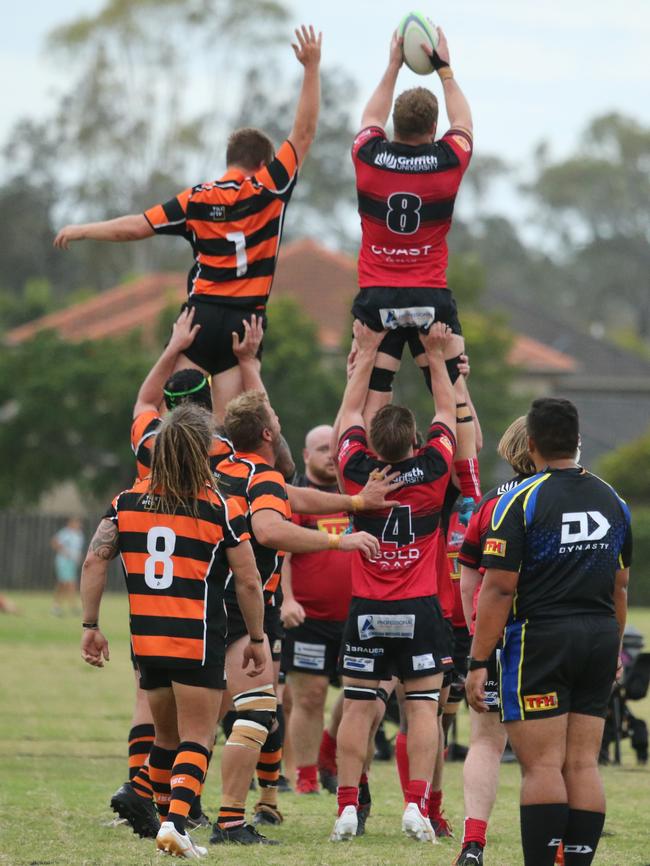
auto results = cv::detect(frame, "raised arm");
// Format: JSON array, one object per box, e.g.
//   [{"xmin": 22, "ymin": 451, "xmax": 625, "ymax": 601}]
[
  {"xmin": 54, "ymin": 214, "xmax": 153, "ymax": 250},
  {"xmin": 232, "ymin": 316, "xmax": 295, "ymax": 480},
  {"xmin": 419, "ymin": 323, "xmax": 456, "ymax": 435},
  {"xmin": 288, "ymin": 467, "xmax": 401, "ymax": 515},
  {"xmin": 424, "ymin": 27, "xmax": 472, "ymax": 134},
  {"xmin": 133, "ymin": 308, "xmax": 201, "ymax": 417},
  {"xmin": 360, "ymin": 31, "xmax": 403, "ymax": 129},
  {"xmin": 288, "ymin": 25, "xmax": 322, "ymax": 166},
  {"xmin": 338, "ymin": 321, "xmax": 385, "ymax": 435}
]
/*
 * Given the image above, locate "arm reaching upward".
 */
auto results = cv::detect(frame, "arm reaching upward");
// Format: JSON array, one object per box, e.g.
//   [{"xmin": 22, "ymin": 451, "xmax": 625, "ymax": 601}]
[
  {"xmin": 338, "ymin": 321, "xmax": 385, "ymax": 435},
  {"xmin": 423, "ymin": 27, "xmax": 472, "ymax": 134},
  {"xmin": 419, "ymin": 323, "xmax": 456, "ymax": 435},
  {"xmin": 133, "ymin": 308, "xmax": 201, "ymax": 417},
  {"xmin": 288, "ymin": 25, "xmax": 322, "ymax": 165},
  {"xmin": 360, "ymin": 31, "xmax": 403, "ymax": 130}
]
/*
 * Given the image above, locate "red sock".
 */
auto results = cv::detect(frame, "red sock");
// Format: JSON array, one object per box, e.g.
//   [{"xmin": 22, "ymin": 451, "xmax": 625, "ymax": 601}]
[
  {"xmin": 336, "ymin": 785, "xmax": 358, "ymax": 816},
  {"xmin": 454, "ymin": 457, "xmax": 481, "ymax": 500},
  {"xmin": 359, "ymin": 772, "xmax": 368, "ymax": 786},
  {"xmin": 297, "ymin": 765, "xmax": 318, "ymax": 786},
  {"xmin": 395, "ymin": 732, "xmax": 409, "ymax": 799},
  {"xmin": 319, "ymin": 730, "xmax": 337, "ymax": 771},
  {"xmin": 429, "ymin": 789, "xmax": 443, "ymax": 821},
  {"xmin": 406, "ymin": 779, "xmax": 430, "ymax": 818},
  {"xmin": 463, "ymin": 817, "xmax": 487, "ymax": 848}
]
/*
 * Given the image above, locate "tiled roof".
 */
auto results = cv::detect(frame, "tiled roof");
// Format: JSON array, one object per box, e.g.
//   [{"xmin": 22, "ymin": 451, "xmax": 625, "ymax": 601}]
[{"xmin": 4, "ymin": 239, "xmax": 577, "ymax": 374}]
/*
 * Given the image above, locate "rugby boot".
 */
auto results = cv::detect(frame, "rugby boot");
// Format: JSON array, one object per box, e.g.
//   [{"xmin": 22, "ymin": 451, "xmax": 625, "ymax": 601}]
[
  {"xmin": 455, "ymin": 842, "xmax": 484, "ymax": 865},
  {"xmin": 296, "ymin": 776, "xmax": 320, "ymax": 795},
  {"xmin": 253, "ymin": 802, "xmax": 283, "ymax": 826},
  {"xmin": 319, "ymin": 765, "xmax": 338, "ymax": 794},
  {"xmin": 110, "ymin": 781, "xmax": 160, "ymax": 839},
  {"xmin": 330, "ymin": 805, "xmax": 358, "ymax": 841},
  {"xmin": 186, "ymin": 810, "xmax": 211, "ymax": 830},
  {"xmin": 277, "ymin": 774, "xmax": 293, "ymax": 793},
  {"xmin": 356, "ymin": 802, "xmax": 371, "ymax": 836},
  {"xmin": 401, "ymin": 802, "xmax": 437, "ymax": 843},
  {"xmin": 431, "ymin": 812, "xmax": 454, "ymax": 838},
  {"xmin": 156, "ymin": 821, "xmax": 207, "ymax": 858},
  {"xmin": 210, "ymin": 823, "xmax": 280, "ymax": 845}
]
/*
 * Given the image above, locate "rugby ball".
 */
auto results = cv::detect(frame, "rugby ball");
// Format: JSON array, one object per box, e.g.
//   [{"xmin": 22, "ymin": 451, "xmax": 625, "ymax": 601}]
[{"xmin": 398, "ymin": 11, "xmax": 439, "ymax": 75}]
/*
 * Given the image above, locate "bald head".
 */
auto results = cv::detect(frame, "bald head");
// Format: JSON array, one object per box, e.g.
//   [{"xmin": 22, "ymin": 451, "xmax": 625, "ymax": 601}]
[{"xmin": 303, "ymin": 424, "xmax": 336, "ymax": 486}]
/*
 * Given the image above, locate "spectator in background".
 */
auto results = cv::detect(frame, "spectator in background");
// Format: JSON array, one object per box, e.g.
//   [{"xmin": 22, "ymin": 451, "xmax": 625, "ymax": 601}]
[{"xmin": 51, "ymin": 517, "xmax": 84, "ymax": 616}]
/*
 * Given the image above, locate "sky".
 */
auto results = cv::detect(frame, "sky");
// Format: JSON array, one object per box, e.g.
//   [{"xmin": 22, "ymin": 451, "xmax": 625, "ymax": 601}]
[{"xmin": 3, "ymin": 0, "xmax": 650, "ymax": 176}]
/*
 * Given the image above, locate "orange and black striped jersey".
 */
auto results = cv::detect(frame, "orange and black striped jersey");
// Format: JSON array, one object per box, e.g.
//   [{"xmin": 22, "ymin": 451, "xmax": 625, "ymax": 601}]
[
  {"xmin": 213, "ymin": 451, "xmax": 291, "ymax": 606},
  {"xmin": 130, "ymin": 410, "xmax": 233, "ymax": 482},
  {"xmin": 106, "ymin": 477, "xmax": 250, "ymax": 667},
  {"xmin": 144, "ymin": 141, "xmax": 298, "ymax": 310}
]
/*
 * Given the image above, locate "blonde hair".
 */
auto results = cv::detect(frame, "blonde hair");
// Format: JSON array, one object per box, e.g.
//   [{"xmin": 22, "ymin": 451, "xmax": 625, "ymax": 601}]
[
  {"xmin": 149, "ymin": 403, "xmax": 214, "ymax": 515},
  {"xmin": 223, "ymin": 391, "xmax": 273, "ymax": 453},
  {"xmin": 497, "ymin": 416, "xmax": 536, "ymax": 476}
]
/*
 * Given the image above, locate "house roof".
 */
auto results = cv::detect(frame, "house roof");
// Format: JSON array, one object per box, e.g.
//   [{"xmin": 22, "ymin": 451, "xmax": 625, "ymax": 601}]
[{"xmin": 4, "ymin": 239, "xmax": 578, "ymax": 375}]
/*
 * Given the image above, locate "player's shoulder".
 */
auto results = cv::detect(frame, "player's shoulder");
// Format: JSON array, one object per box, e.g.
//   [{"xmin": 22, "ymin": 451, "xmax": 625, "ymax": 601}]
[
  {"xmin": 491, "ymin": 472, "xmax": 551, "ymax": 529},
  {"xmin": 581, "ymin": 470, "xmax": 632, "ymax": 521}
]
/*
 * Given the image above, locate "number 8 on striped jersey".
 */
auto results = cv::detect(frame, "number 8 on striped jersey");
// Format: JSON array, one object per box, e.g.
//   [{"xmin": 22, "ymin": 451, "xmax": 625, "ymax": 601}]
[{"xmin": 144, "ymin": 527, "xmax": 176, "ymax": 590}]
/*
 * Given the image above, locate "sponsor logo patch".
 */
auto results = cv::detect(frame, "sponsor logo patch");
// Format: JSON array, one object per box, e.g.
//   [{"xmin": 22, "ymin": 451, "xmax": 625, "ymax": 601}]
[
  {"xmin": 358, "ymin": 614, "xmax": 415, "ymax": 641},
  {"xmin": 560, "ymin": 511, "xmax": 610, "ymax": 544},
  {"xmin": 294, "ymin": 641, "xmax": 326, "ymax": 658},
  {"xmin": 451, "ymin": 134, "xmax": 471, "ymax": 152},
  {"xmin": 484, "ymin": 538, "xmax": 507, "ymax": 557},
  {"xmin": 379, "ymin": 306, "xmax": 436, "ymax": 330},
  {"xmin": 316, "ymin": 516, "xmax": 349, "ymax": 535},
  {"xmin": 412, "ymin": 653, "xmax": 435, "ymax": 671},
  {"xmin": 208, "ymin": 205, "xmax": 226, "ymax": 221},
  {"xmin": 524, "ymin": 692, "xmax": 558, "ymax": 712},
  {"xmin": 294, "ymin": 653, "xmax": 325, "ymax": 670},
  {"xmin": 343, "ymin": 655, "xmax": 375, "ymax": 672},
  {"xmin": 438, "ymin": 435, "xmax": 453, "ymax": 455}
]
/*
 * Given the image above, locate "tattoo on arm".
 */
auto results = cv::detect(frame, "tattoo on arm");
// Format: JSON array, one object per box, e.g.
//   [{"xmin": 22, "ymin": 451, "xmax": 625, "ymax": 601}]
[{"xmin": 90, "ymin": 520, "xmax": 119, "ymax": 560}]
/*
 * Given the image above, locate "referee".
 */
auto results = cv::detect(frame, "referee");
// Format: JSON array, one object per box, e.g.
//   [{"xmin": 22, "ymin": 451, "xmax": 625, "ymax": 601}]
[{"xmin": 466, "ymin": 398, "xmax": 632, "ymax": 866}]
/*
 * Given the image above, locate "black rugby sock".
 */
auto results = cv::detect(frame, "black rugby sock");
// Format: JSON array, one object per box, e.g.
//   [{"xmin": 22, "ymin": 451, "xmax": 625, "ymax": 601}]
[
  {"xmin": 520, "ymin": 803, "xmax": 569, "ymax": 866},
  {"xmin": 562, "ymin": 809, "xmax": 605, "ymax": 865}
]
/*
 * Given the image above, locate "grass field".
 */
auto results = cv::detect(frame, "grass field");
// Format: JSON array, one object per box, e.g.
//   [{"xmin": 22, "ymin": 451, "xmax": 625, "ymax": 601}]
[{"xmin": 0, "ymin": 592, "xmax": 648, "ymax": 866}]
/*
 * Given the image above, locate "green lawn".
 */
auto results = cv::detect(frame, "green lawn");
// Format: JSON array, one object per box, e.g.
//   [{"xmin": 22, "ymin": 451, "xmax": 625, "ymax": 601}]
[{"xmin": 0, "ymin": 592, "xmax": 648, "ymax": 866}]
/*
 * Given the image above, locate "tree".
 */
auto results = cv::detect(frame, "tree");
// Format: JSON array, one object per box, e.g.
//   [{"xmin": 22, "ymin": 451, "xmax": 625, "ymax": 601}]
[
  {"xmin": 262, "ymin": 297, "xmax": 344, "ymax": 458},
  {"xmin": 596, "ymin": 428, "xmax": 650, "ymax": 506},
  {"xmin": 0, "ymin": 330, "xmax": 153, "ymax": 506},
  {"xmin": 525, "ymin": 113, "xmax": 650, "ymax": 337}
]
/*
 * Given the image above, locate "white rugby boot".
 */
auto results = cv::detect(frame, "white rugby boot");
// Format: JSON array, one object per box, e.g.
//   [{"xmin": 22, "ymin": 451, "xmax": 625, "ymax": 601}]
[
  {"xmin": 330, "ymin": 805, "xmax": 358, "ymax": 841},
  {"xmin": 401, "ymin": 802, "xmax": 437, "ymax": 843}
]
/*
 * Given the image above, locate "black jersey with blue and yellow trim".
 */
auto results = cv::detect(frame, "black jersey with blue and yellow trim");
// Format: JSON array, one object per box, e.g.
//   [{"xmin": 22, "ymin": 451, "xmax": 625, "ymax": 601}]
[{"xmin": 481, "ymin": 467, "xmax": 632, "ymax": 620}]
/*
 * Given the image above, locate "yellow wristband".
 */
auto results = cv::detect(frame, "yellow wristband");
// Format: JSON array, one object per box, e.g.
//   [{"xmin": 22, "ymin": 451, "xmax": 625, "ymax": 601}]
[
  {"xmin": 328, "ymin": 533, "xmax": 341, "ymax": 550},
  {"xmin": 438, "ymin": 67, "xmax": 454, "ymax": 81},
  {"xmin": 351, "ymin": 494, "xmax": 365, "ymax": 513}
]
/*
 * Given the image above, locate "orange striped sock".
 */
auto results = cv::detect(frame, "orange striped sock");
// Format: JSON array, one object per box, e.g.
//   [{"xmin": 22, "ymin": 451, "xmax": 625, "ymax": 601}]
[
  {"xmin": 256, "ymin": 723, "xmax": 282, "ymax": 807},
  {"xmin": 216, "ymin": 804, "xmax": 246, "ymax": 831},
  {"xmin": 167, "ymin": 742, "xmax": 210, "ymax": 834},
  {"xmin": 128, "ymin": 724, "xmax": 154, "ymax": 780},
  {"xmin": 148, "ymin": 745, "xmax": 176, "ymax": 817},
  {"xmin": 131, "ymin": 764, "xmax": 153, "ymax": 801}
]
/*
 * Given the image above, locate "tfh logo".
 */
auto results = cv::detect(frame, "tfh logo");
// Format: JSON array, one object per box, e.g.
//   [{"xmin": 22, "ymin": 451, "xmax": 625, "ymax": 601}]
[{"xmin": 560, "ymin": 511, "xmax": 610, "ymax": 544}]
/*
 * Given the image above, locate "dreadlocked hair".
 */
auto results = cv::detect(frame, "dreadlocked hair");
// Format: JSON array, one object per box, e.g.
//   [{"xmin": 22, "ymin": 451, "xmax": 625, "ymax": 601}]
[{"xmin": 148, "ymin": 403, "xmax": 214, "ymax": 516}]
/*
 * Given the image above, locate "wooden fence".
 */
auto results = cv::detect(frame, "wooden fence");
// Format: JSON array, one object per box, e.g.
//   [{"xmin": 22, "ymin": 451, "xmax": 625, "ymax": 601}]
[{"xmin": 0, "ymin": 512, "xmax": 124, "ymax": 591}]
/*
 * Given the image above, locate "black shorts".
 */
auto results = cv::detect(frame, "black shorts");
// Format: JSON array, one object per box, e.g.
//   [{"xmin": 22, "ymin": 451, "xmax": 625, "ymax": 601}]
[
  {"xmin": 338, "ymin": 595, "xmax": 453, "ymax": 682},
  {"xmin": 179, "ymin": 298, "xmax": 266, "ymax": 376},
  {"xmin": 500, "ymin": 615, "xmax": 619, "ymax": 723},
  {"xmin": 447, "ymin": 624, "xmax": 472, "ymax": 704},
  {"xmin": 138, "ymin": 661, "xmax": 226, "ymax": 691},
  {"xmin": 281, "ymin": 618, "xmax": 345, "ymax": 679},
  {"xmin": 352, "ymin": 287, "xmax": 462, "ymax": 362},
  {"xmin": 226, "ymin": 601, "xmax": 284, "ymax": 662}
]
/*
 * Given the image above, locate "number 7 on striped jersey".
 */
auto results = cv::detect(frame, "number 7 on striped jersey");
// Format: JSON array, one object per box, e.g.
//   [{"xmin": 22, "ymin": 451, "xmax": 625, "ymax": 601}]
[{"xmin": 226, "ymin": 231, "xmax": 248, "ymax": 277}]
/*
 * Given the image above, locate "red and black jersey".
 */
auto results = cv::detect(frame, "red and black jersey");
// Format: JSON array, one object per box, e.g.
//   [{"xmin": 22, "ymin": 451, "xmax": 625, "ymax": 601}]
[
  {"xmin": 337, "ymin": 421, "xmax": 455, "ymax": 601},
  {"xmin": 213, "ymin": 451, "xmax": 292, "ymax": 606},
  {"xmin": 352, "ymin": 126, "xmax": 472, "ymax": 290},
  {"xmin": 144, "ymin": 141, "xmax": 298, "ymax": 310},
  {"xmin": 130, "ymin": 410, "xmax": 233, "ymax": 481},
  {"xmin": 106, "ymin": 477, "xmax": 249, "ymax": 667},
  {"xmin": 458, "ymin": 474, "xmax": 529, "ymax": 632},
  {"xmin": 289, "ymin": 473, "xmax": 353, "ymax": 621}
]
